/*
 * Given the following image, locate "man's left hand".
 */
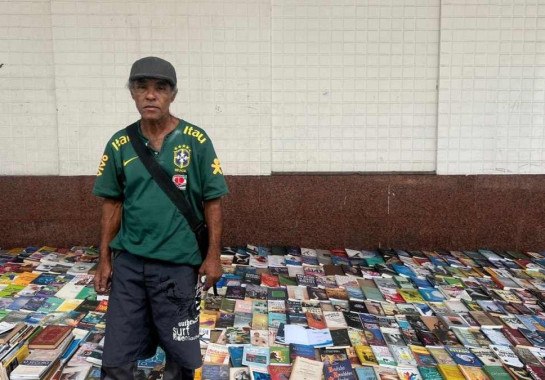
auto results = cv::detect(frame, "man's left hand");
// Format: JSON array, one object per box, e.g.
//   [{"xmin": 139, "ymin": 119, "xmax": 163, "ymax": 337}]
[{"xmin": 198, "ymin": 252, "xmax": 223, "ymax": 290}]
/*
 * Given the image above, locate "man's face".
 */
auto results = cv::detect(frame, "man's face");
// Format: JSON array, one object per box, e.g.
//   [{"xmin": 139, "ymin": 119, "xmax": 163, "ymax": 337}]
[{"xmin": 130, "ymin": 78, "xmax": 176, "ymax": 122}]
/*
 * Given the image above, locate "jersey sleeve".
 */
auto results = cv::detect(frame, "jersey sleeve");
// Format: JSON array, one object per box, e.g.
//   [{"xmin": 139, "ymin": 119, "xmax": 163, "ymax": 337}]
[
  {"xmin": 92, "ymin": 140, "xmax": 124, "ymax": 199},
  {"xmin": 199, "ymin": 137, "xmax": 229, "ymax": 200}
]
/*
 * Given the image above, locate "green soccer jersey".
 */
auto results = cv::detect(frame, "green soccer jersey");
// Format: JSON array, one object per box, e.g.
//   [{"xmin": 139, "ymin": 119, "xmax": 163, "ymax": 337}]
[{"xmin": 93, "ymin": 120, "xmax": 228, "ymax": 265}]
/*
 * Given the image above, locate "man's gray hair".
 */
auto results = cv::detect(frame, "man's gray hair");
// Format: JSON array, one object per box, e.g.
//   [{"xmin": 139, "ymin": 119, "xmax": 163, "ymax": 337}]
[{"xmin": 127, "ymin": 79, "xmax": 178, "ymax": 95}]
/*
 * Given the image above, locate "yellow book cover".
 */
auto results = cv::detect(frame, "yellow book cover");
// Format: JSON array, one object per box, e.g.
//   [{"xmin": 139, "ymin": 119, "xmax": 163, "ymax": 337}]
[
  {"xmin": 199, "ymin": 313, "xmax": 217, "ymax": 329},
  {"xmin": 354, "ymin": 344, "xmax": 378, "ymax": 366},
  {"xmin": 437, "ymin": 364, "xmax": 466, "ymax": 380},
  {"xmin": 251, "ymin": 313, "xmax": 268, "ymax": 330},
  {"xmin": 194, "ymin": 367, "xmax": 202, "ymax": 380},
  {"xmin": 56, "ymin": 298, "xmax": 83, "ymax": 312},
  {"xmin": 458, "ymin": 365, "xmax": 490, "ymax": 380},
  {"xmin": 12, "ymin": 272, "xmax": 40, "ymax": 286},
  {"xmin": 398, "ymin": 289, "xmax": 424, "ymax": 303}
]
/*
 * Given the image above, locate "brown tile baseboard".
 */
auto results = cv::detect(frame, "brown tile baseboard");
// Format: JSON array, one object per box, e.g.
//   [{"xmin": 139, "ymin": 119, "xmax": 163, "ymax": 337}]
[{"xmin": 1, "ymin": 175, "xmax": 544, "ymax": 251}]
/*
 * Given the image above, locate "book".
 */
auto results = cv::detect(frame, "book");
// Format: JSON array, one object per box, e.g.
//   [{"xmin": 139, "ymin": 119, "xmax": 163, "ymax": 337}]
[
  {"xmin": 268, "ymin": 365, "xmax": 291, "ymax": 380},
  {"xmin": 289, "ymin": 356, "xmax": 323, "ymax": 380},
  {"xmin": 370, "ymin": 345, "xmax": 396, "ymax": 367},
  {"xmin": 445, "ymin": 346, "xmax": 482, "ymax": 367},
  {"xmin": 458, "ymin": 365, "xmax": 489, "ymax": 380},
  {"xmin": 437, "ymin": 364, "xmax": 466, "ymax": 380},
  {"xmin": 269, "ymin": 346, "xmax": 290, "ymax": 366},
  {"xmin": 489, "ymin": 344, "xmax": 524, "ymax": 367},
  {"xmin": 241, "ymin": 345, "xmax": 269, "ymax": 368},
  {"xmin": 418, "ymin": 366, "xmax": 442, "ymax": 380},
  {"xmin": 29, "ymin": 325, "xmax": 72, "ymax": 349},
  {"xmin": 230, "ymin": 367, "xmax": 251, "ymax": 380}
]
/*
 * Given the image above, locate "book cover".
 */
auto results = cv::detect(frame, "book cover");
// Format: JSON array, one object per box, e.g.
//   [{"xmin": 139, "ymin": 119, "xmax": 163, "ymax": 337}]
[
  {"xmin": 390, "ymin": 345, "xmax": 417, "ymax": 367},
  {"xmin": 289, "ymin": 343, "xmax": 317, "ymax": 362},
  {"xmin": 269, "ymin": 346, "xmax": 290, "ymax": 366},
  {"xmin": 28, "ymin": 324, "xmax": 72, "ymax": 349},
  {"xmin": 445, "ymin": 346, "xmax": 482, "ymax": 367},
  {"xmin": 408, "ymin": 345, "xmax": 436, "ymax": 367},
  {"xmin": 323, "ymin": 357, "xmax": 356, "ymax": 380},
  {"xmin": 489, "ymin": 345, "xmax": 524, "ymax": 368},
  {"xmin": 370, "ymin": 345, "xmax": 396, "ymax": 367},
  {"xmin": 267, "ymin": 365, "xmax": 291, "ymax": 380},
  {"xmin": 354, "ymin": 367, "xmax": 377, "ymax": 380},
  {"xmin": 396, "ymin": 367, "xmax": 422, "ymax": 380},
  {"xmin": 330, "ymin": 328, "xmax": 352, "ymax": 348},
  {"xmin": 418, "ymin": 366, "xmax": 443, "ymax": 380},
  {"xmin": 289, "ymin": 356, "xmax": 324, "ymax": 380},
  {"xmin": 203, "ymin": 343, "xmax": 230, "ymax": 365},
  {"xmin": 227, "ymin": 345, "xmax": 245, "ymax": 367},
  {"xmin": 201, "ymin": 364, "xmax": 229, "ymax": 380},
  {"xmin": 241, "ymin": 345, "xmax": 269, "ymax": 368},
  {"xmin": 353, "ymin": 345, "xmax": 378, "ymax": 366},
  {"xmin": 458, "ymin": 366, "xmax": 492, "ymax": 380},
  {"xmin": 437, "ymin": 364, "xmax": 465, "ymax": 380}
]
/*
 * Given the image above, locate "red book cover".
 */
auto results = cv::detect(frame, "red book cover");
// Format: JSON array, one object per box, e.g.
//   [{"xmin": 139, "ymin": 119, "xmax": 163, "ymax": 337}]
[
  {"xmin": 330, "ymin": 249, "xmax": 348, "ymax": 258},
  {"xmin": 527, "ymin": 364, "xmax": 545, "ymax": 380},
  {"xmin": 261, "ymin": 273, "xmax": 279, "ymax": 287},
  {"xmin": 502, "ymin": 327, "xmax": 531, "ymax": 346},
  {"xmin": 29, "ymin": 325, "xmax": 72, "ymax": 349},
  {"xmin": 95, "ymin": 300, "xmax": 108, "ymax": 313},
  {"xmin": 305, "ymin": 311, "xmax": 327, "ymax": 329},
  {"xmin": 268, "ymin": 364, "xmax": 292, "ymax": 380}
]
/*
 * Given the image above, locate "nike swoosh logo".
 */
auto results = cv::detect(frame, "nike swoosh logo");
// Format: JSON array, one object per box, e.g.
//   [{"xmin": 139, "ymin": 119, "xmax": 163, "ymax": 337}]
[{"xmin": 123, "ymin": 157, "xmax": 138, "ymax": 167}]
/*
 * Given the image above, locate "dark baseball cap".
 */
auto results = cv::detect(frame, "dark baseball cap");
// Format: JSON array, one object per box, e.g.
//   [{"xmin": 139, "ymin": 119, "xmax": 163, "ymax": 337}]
[{"xmin": 129, "ymin": 56, "xmax": 177, "ymax": 87}]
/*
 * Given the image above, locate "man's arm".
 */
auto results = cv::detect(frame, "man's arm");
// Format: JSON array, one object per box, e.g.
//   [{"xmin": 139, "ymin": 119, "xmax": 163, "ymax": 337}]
[
  {"xmin": 93, "ymin": 198, "xmax": 122, "ymax": 294},
  {"xmin": 199, "ymin": 197, "xmax": 223, "ymax": 289}
]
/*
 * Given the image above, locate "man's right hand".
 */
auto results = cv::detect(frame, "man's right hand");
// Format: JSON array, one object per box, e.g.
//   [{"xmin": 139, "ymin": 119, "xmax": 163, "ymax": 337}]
[{"xmin": 94, "ymin": 259, "xmax": 112, "ymax": 294}]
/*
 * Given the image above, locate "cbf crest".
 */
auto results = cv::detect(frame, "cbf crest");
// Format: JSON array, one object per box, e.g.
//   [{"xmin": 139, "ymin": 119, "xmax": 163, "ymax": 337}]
[{"xmin": 174, "ymin": 144, "xmax": 191, "ymax": 172}]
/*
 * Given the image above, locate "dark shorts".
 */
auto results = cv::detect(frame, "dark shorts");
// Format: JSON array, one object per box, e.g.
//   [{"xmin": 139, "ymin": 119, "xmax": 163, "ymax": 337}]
[{"xmin": 102, "ymin": 251, "xmax": 202, "ymax": 369}]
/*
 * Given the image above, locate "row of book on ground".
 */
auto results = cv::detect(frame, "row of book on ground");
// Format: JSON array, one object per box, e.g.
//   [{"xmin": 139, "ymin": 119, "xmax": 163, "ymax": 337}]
[{"xmin": 1, "ymin": 245, "xmax": 545, "ymax": 379}]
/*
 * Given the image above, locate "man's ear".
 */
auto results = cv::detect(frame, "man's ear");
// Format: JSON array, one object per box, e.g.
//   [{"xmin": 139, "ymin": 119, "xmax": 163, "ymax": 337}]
[
  {"xmin": 171, "ymin": 89, "xmax": 177, "ymax": 102},
  {"xmin": 130, "ymin": 89, "xmax": 136, "ymax": 100}
]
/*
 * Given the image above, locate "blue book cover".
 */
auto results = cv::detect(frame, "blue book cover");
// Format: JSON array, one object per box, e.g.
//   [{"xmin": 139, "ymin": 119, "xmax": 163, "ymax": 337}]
[
  {"xmin": 289, "ymin": 343, "xmax": 317, "ymax": 361},
  {"xmin": 445, "ymin": 346, "xmax": 483, "ymax": 367},
  {"xmin": 411, "ymin": 277, "xmax": 432, "ymax": 288},
  {"xmin": 138, "ymin": 347, "xmax": 165, "ymax": 368},
  {"xmin": 418, "ymin": 287, "xmax": 446, "ymax": 302},
  {"xmin": 228, "ymin": 345, "xmax": 246, "ymax": 367},
  {"xmin": 323, "ymin": 358, "xmax": 356, "ymax": 380},
  {"xmin": 391, "ymin": 263, "xmax": 416, "ymax": 278},
  {"xmin": 354, "ymin": 367, "xmax": 376, "ymax": 380}
]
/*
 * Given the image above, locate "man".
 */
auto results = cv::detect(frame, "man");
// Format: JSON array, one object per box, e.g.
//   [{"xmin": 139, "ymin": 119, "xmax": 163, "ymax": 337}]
[{"xmin": 93, "ymin": 56, "xmax": 228, "ymax": 380}]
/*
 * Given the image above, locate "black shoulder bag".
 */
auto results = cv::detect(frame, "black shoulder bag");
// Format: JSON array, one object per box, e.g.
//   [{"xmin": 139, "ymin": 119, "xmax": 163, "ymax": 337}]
[{"xmin": 126, "ymin": 122, "xmax": 210, "ymax": 261}]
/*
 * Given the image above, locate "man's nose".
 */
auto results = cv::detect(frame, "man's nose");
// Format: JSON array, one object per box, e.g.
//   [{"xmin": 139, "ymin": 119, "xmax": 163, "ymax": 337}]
[{"xmin": 145, "ymin": 88, "xmax": 158, "ymax": 99}]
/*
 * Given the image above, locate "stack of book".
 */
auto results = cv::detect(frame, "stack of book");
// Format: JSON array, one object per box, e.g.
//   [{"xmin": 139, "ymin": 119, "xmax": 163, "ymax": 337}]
[{"xmin": 0, "ymin": 245, "xmax": 545, "ymax": 379}]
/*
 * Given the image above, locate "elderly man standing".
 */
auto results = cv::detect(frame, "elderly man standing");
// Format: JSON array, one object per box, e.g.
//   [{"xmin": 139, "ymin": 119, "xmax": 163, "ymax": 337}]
[{"xmin": 93, "ymin": 56, "xmax": 228, "ymax": 380}]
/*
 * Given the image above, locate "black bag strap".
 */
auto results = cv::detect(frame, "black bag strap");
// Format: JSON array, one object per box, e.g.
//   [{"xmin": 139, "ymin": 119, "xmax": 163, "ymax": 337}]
[{"xmin": 126, "ymin": 122, "xmax": 205, "ymax": 233}]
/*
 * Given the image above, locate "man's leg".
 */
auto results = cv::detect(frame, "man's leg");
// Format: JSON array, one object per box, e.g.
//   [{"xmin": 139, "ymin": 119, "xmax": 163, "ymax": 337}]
[
  {"xmin": 101, "ymin": 252, "xmax": 158, "ymax": 379},
  {"xmin": 101, "ymin": 362, "xmax": 138, "ymax": 380},
  {"xmin": 145, "ymin": 260, "xmax": 202, "ymax": 373},
  {"xmin": 163, "ymin": 355, "xmax": 195, "ymax": 380}
]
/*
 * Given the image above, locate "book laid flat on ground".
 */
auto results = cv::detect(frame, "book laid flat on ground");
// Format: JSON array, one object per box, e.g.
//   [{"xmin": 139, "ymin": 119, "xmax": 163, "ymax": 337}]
[{"xmin": 28, "ymin": 324, "xmax": 72, "ymax": 349}]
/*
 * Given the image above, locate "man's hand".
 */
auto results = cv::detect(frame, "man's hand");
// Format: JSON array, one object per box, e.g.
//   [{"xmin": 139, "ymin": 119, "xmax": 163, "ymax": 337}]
[
  {"xmin": 94, "ymin": 259, "xmax": 113, "ymax": 294},
  {"xmin": 198, "ymin": 252, "xmax": 223, "ymax": 290}
]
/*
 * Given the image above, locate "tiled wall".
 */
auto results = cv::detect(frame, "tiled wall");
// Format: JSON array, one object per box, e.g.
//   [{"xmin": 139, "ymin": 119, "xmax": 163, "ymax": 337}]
[
  {"xmin": 438, "ymin": 0, "xmax": 545, "ymax": 174},
  {"xmin": 271, "ymin": 1, "xmax": 439, "ymax": 172},
  {"xmin": 0, "ymin": 1, "xmax": 59, "ymax": 175},
  {"xmin": 0, "ymin": 1, "xmax": 544, "ymax": 175}
]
